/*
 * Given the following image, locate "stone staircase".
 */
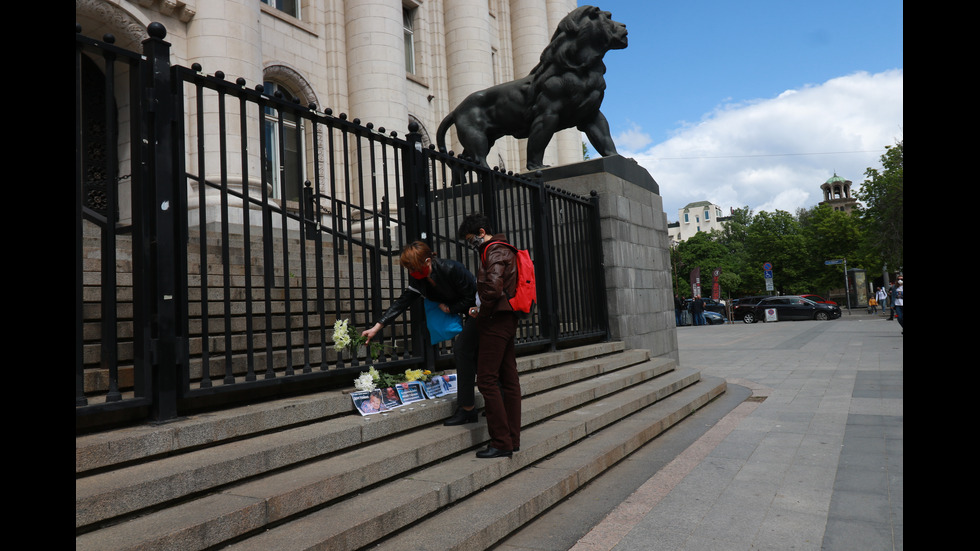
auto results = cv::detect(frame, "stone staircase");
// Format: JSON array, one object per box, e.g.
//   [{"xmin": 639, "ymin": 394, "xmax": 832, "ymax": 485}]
[{"xmin": 76, "ymin": 341, "xmax": 725, "ymax": 550}]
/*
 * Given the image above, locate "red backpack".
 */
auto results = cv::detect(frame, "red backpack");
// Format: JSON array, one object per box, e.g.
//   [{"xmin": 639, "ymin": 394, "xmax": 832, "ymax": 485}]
[{"xmin": 482, "ymin": 242, "xmax": 536, "ymax": 315}]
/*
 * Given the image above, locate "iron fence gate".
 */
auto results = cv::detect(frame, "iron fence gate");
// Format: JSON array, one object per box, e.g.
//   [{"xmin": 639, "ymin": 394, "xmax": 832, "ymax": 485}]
[{"xmin": 76, "ymin": 22, "xmax": 608, "ymax": 432}]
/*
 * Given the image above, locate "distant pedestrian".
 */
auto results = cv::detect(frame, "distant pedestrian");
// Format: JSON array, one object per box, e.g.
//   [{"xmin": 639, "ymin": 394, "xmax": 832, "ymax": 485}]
[
  {"xmin": 691, "ymin": 295, "xmax": 706, "ymax": 326},
  {"xmin": 875, "ymin": 286, "xmax": 887, "ymax": 316},
  {"xmin": 887, "ymin": 282, "xmax": 896, "ymax": 320},
  {"xmin": 868, "ymin": 294, "xmax": 877, "ymax": 314},
  {"xmin": 893, "ymin": 277, "xmax": 903, "ymax": 333},
  {"xmin": 674, "ymin": 294, "xmax": 684, "ymax": 326}
]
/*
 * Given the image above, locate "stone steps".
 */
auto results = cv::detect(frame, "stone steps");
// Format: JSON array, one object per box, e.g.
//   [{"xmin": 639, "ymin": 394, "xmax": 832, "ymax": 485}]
[{"xmin": 75, "ymin": 342, "xmax": 725, "ymax": 550}]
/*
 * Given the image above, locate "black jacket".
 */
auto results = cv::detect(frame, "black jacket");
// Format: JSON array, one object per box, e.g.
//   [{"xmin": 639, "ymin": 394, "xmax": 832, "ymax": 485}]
[{"xmin": 375, "ymin": 257, "xmax": 477, "ymax": 327}]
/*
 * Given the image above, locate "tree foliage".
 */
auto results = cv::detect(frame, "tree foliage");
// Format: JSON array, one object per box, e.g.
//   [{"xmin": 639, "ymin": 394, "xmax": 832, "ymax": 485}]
[
  {"xmin": 856, "ymin": 140, "xmax": 903, "ymax": 271},
  {"xmin": 668, "ymin": 141, "xmax": 902, "ymax": 300}
]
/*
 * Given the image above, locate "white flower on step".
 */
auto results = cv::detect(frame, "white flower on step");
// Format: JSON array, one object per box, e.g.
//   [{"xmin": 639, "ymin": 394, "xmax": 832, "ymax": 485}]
[{"xmin": 354, "ymin": 372, "xmax": 376, "ymax": 392}]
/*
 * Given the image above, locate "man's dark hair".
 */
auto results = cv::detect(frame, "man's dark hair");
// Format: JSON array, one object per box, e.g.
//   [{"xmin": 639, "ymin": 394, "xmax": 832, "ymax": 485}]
[{"xmin": 457, "ymin": 213, "xmax": 493, "ymax": 238}]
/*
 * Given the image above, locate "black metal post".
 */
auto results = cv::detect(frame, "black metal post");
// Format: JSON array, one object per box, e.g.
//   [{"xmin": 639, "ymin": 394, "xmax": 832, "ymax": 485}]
[
  {"xmin": 403, "ymin": 124, "xmax": 434, "ymax": 369},
  {"xmin": 589, "ymin": 191, "xmax": 610, "ymax": 337},
  {"xmin": 141, "ymin": 23, "xmax": 180, "ymax": 421},
  {"xmin": 533, "ymin": 175, "xmax": 559, "ymax": 350}
]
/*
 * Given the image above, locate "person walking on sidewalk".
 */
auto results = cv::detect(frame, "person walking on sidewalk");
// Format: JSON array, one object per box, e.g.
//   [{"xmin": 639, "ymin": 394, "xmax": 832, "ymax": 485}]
[
  {"xmin": 893, "ymin": 277, "xmax": 903, "ymax": 333},
  {"xmin": 875, "ymin": 286, "xmax": 887, "ymax": 316},
  {"xmin": 458, "ymin": 213, "xmax": 521, "ymax": 459},
  {"xmin": 674, "ymin": 294, "xmax": 684, "ymax": 326},
  {"xmin": 887, "ymin": 282, "xmax": 896, "ymax": 320}
]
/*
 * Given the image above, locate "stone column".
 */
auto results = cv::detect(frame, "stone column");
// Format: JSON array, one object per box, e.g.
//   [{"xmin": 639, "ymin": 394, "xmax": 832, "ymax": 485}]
[
  {"xmin": 345, "ymin": 0, "xmax": 409, "ymax": 133},
  {"xmin": 538, "ymin": 156, "xmax": 679, "ymax": 360},
  {"xmin": 185, "ymin": 0, "xmax": 265, "ymax": 228},
  {"xmin": 345, "ymin": 0, "xmax": 408, "ymax": 209},
  {"xmin": 509, "ymin": 0, "xmax": 553, "ymax": 169},
  {"xmin": 547, "ymin": 0, "xmax": 584, "ymax": 167},
  {"xmin": 443, "ymin": 0, "xmax": 493, "ymax": 157}
]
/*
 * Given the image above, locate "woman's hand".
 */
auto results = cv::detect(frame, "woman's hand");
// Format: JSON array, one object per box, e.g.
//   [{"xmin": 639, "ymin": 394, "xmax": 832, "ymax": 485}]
[
  {"xmin": 361, "ymin": 323, "xmax": 383, "ymax": 343},
  {"xmin": 439, "ymin": 303, "xmax": 451, "ymax": 314}
]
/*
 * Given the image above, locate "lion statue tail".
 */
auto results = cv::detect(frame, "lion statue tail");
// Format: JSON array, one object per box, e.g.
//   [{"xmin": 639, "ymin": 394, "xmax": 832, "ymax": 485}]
[{"xmin": 436, "ymin": 110, "xmax": 455, "ymax": 154}]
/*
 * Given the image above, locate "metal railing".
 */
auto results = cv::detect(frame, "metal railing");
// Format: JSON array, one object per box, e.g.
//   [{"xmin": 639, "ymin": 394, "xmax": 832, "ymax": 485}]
[{"xmin": 75, "ymin": 22, "xmax": 607, "ymax": 431}]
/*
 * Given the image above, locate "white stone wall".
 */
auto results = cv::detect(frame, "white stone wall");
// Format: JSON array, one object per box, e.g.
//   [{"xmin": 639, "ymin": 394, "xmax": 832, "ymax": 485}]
[
  {"xmin": 670, "ymin": 202, "xmax": 727, "ymax": 243},
  {"xmin": 77, "ymin": 0, "xmax": 582, "ymax": 166},
  {"xmin": 77, "ymin": 0, "xmax": 586, "ymax": 225}
]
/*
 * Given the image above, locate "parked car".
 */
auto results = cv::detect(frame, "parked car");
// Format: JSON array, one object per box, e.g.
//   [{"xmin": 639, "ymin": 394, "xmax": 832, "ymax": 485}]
[
  {"xmin": 732, "ymin": 296, "xmax": 768, "ymax": 321},
  {"xmin": 703, "ymin": 310, "xmax": 727, "ymax": 325},
  {"xmin": 799, "ymin": 293, "xmax": 838, "ymax": 306},
  {"xmin": 742, "ymin": 296, "xmax": 842, "ymax": 323}
]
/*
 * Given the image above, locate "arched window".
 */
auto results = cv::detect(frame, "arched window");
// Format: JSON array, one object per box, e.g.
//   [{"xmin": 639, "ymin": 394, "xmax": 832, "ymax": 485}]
[{"xmin": 262, "ymin": 81, "xmax": 306, "ymax": 202}]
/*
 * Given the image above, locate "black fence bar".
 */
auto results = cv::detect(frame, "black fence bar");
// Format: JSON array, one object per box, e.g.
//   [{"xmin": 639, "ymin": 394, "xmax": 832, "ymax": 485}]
[{"xmin": 75, "ymin": 22, "xmax": 608, "ymax": 432}]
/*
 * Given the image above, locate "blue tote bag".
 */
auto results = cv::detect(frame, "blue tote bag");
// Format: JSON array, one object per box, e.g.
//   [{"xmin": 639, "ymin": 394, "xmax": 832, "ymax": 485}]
[{"xmin": 423, "ymin": 298, "xmax": 464, "ymax": 345}]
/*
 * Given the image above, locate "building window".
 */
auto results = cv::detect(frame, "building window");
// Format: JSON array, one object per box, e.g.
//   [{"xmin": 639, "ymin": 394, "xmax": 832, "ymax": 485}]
[
  {"xmin": 262, "ymin": 81, "xmax": 305, "ymax": 202},
  {"xmin": 684, "ymin": 213, "xmax": 689, "ymax": 223},
  {"xmin": 704, "ymin": 210, "xmax": 710, "ymax": 220},
  {"xmin": 403, "ymin": 8, "xmax": 417, "ymax": 74},
  {"xmin": 262, "ymin": 0, "xmax": 300, "ymax": 18}
]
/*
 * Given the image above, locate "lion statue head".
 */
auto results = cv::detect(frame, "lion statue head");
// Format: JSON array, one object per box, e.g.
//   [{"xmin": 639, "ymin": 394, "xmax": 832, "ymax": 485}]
[{"xmin": 436, "ymin": 5, "xmax": 627, "ymax": 171}]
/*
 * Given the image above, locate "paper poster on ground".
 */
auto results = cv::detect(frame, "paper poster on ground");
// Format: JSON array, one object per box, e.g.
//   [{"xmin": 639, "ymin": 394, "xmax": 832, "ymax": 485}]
[
  {"xmin": 351, "ymin": 389, "xmax": 389, "ymax": 416},
  {"xmin": 395, "ymin": 381, "xmax": 426, "ymax": 404}
]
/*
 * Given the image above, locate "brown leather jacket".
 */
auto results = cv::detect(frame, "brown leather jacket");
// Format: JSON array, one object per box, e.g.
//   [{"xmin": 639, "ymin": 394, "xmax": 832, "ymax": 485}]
[{"xmin": 476, "ymin": 234, "xmax": 517, "ymax": 317}]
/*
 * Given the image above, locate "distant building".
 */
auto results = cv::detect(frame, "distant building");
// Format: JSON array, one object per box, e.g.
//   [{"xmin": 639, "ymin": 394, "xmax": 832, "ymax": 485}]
[
  {"xmin": 819, "ymin": 173, "xmax": 859, "ymax": 214},
  {"xmin": 667, "ymin": 201, "xmax": 729, "ymax": 245}
]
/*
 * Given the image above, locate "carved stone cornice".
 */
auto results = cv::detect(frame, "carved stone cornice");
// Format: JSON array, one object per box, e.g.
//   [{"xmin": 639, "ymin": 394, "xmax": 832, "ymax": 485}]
[{"xmin": 136, "ymin": 0, "xmax": 195, "ymax": 23}]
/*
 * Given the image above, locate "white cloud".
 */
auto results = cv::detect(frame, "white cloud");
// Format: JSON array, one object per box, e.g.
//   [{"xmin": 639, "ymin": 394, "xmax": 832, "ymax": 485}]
[
  {"xmin": 618, "ymin": 70, "xmax": 903, "ymax": 221},
  {"xmin": 612, "ymin": 122, "xmax": 653, "ymax": 151}
]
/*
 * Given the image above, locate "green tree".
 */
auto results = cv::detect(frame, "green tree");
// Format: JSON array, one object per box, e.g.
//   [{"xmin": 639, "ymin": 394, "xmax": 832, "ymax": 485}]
[
  {"xmin": 799, "ymin": 204, "xmax": 863, "ymax": 293},
  {"xmin": 745, "ymin": 210, "xmax": 810, "ymax": 294},
  {"xmin": 856, "ymin": 141, "xmax": 903, "ymax": 271},
  {"xmin": 716, "ymin": 206, "xmax": 754, "ymax": 297},
  {"xmin": 674, "ymin": 231, "xmax": 728, "ymax": 296}
]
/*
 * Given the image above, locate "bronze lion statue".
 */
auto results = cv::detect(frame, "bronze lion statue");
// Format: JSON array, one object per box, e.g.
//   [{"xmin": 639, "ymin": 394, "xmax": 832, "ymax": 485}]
[{"xmin": 436, "ymin": 5, "xmax": 627, "ymax": 171}]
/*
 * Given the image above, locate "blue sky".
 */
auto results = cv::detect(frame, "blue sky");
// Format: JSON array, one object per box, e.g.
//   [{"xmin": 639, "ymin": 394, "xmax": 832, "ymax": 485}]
[{"xmin": 578, "ymin": 1, "xmax": 903, "ymax": 221}]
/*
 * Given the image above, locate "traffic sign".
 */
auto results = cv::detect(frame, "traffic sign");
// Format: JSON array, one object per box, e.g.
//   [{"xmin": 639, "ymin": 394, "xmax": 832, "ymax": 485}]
[
  {"xmin": 763, "ymin": 262, "xmax": 773, "ymax": 271},
  {"xmin": 824, "ymin": 259, "xmax": 843, "ymax": 265}
]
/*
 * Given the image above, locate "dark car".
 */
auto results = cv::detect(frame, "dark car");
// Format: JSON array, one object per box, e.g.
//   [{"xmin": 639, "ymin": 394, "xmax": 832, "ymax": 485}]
[
  {"xmin": 732, "ymin": 296, "xmax": 768, "ymax": 321},
  {"xmin": 703, "ymin": 310, "xmax": 727, "ymax": 325},
  {"xmin": 742, "ymin": 296, "xmax": 841, "ymax": 323},
  {"xmin": 799, "ymin": 293, "xmax": 838, "ymax": 306}
]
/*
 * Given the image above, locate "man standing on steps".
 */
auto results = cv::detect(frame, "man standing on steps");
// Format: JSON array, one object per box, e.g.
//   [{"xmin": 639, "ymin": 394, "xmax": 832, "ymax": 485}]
[{"xmin": 458, "ymin": 213, "xmax": 520, "ymax": 459}]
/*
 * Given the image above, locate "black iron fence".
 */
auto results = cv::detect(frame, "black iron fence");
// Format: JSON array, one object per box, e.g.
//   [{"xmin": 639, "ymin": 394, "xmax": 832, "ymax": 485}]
[{"xmin": 76, "ymin": 23, "xmax": 607, "ymax": 432}]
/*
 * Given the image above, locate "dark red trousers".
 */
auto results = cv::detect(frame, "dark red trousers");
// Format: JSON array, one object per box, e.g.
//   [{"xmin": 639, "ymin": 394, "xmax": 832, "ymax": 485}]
[{"xmin": 476, "ymin": 312, "xmax": 521, "ymax": 451}]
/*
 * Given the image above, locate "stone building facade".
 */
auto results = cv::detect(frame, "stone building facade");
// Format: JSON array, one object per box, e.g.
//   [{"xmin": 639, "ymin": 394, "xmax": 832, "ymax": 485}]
[{"xmin": 76, "ymin": 0, "xmax": 583, "ymax": 188}]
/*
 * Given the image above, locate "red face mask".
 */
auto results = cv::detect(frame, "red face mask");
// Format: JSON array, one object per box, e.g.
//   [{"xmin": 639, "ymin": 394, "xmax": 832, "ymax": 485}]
[{"xmin": 409, "ymin": 264, "xmax": 431, "ymax": 280}]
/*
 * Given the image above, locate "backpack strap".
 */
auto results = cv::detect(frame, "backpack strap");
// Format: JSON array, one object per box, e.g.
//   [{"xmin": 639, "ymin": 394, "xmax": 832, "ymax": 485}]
[{"xmin": 480, "ymin": 241, "xmax": 516, "ymax": 265}]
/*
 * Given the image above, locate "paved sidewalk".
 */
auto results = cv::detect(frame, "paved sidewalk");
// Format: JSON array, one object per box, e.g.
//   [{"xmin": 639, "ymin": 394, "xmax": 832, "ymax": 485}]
[{"xmin": 500, "ymin": 311, "xmax": 902, "ymax": 551}]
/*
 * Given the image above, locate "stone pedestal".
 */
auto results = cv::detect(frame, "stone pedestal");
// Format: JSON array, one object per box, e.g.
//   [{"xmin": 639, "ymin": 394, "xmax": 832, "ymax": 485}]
[{"xmin": 536, "ymin": 155, "xmax": 678, "ymax": 361}]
